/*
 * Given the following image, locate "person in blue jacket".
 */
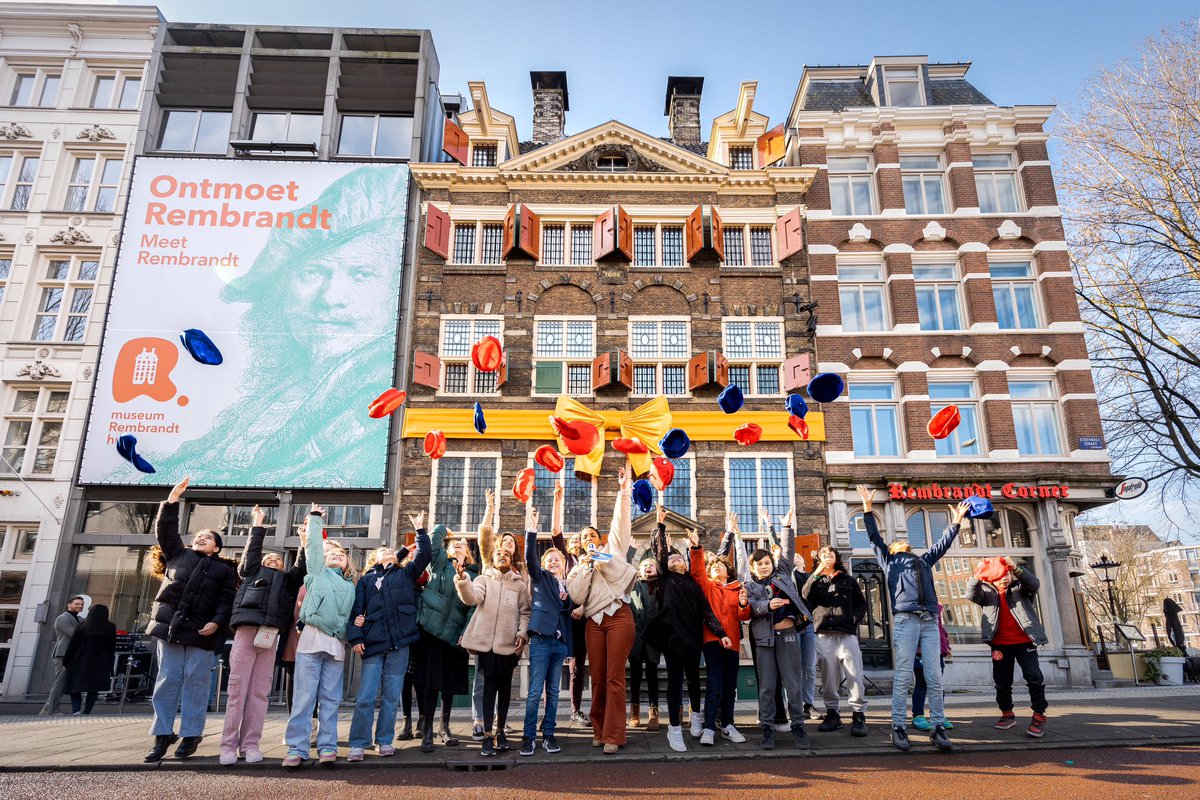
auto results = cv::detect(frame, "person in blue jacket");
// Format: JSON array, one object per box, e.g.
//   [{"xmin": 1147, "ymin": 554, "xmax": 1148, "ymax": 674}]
[
  {"xmin": 858, "ymin": 484, "xmax": 969, "ymax": 753},
  {"xmin": 345, "ymin": 512, "xmax": 431, "ymax": 761},
  {"xmin": 519, "ymin": 486, "xmax": 574, "ymax": 757}
]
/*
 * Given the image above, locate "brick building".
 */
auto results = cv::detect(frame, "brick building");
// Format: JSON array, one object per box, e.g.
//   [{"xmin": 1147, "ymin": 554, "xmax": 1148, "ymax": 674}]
[
  {"xmin": 786, "ymin": 57, "xmax": 1115, "ymax": 685},
  {"xmin": 405, "ymin": 77, "xmax": 824, "ymax": 558}
]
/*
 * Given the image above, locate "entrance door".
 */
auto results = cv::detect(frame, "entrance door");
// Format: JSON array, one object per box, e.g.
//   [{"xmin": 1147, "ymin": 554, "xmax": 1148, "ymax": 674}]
[{"xmin": 852, "ymin": 558, "xmax": 892, "ymax": 669}]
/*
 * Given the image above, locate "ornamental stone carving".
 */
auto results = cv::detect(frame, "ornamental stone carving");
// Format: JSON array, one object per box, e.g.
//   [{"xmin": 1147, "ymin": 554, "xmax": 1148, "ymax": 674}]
[
  {"xmin": 560, "ymin": 144, "xmax": 668, "ymax": 173},
  {"xmin": 77, "ymin": 124, "xmax": 115, "ymax": 142},
  {"xmin": 17, "ymin": 360, "xmax": 62, "ymax": 381},
  {"xmin": 0, "ymin": 123, "xmax": 32, "ymax": 140},
  {"xmin": 67, "ymin": 23, "xmax": 84, "ymax": 57},
  {"xmin": 921, "ymin": 220, "xmax": 947, "ymax": 242},
  {"xmin": 848, "ymin": 222, "xmax": 872, "ymax": 243},
  {"xmin": 997, "ymin": 219, "xmax": 1022, "ymax": 240},
  {"xmin": 50, "ymin": 226, "xmax": 92, "ymax": 246}
]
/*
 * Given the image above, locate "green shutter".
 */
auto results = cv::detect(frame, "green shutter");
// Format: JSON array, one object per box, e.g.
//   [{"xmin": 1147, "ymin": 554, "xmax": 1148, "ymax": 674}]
[{"xmin": 534, "ymin": 361, "xmax": 563, "ymax": 395}]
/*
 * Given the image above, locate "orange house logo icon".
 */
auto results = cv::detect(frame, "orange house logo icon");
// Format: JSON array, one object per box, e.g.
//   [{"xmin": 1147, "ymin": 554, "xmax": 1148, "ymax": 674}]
[{"xmin": 113, "ymin": 337, "xmax": 179, "ymax": 403}]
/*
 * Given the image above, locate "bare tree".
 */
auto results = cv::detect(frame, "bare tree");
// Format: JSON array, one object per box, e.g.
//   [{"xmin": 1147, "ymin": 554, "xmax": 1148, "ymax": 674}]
[
  {"xmin": 1057, "ymin": 22, "xmax": 1200, "ymax": 503},
  {"xmin": 1078, "ymin": 525, "xmax": 1166, "ymax": 626}
]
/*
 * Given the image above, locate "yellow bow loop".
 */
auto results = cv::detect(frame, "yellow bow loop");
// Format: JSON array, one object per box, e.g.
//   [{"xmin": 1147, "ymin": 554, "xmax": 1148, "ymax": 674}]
[{"xmin": 551, "ymin": 396, "xmax": 672, "ymax": 477}]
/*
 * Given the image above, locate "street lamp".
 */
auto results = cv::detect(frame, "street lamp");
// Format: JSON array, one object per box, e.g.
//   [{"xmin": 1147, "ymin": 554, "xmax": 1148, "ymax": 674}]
[{"xmin": 1090, "ymin": 553, "xmax": 1122, "ymax": 620}]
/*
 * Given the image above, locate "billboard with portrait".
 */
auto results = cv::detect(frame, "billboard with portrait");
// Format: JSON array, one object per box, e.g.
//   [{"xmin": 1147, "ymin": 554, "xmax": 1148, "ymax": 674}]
[{"xmin": 78, "ymin": 157, "xmax": 409, "ymax": 489}]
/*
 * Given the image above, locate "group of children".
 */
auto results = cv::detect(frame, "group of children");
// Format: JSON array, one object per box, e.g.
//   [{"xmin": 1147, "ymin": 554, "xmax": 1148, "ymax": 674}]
[{"xmin": 139, "ymin": 470, "xmax": 1051, "ymax": 765}]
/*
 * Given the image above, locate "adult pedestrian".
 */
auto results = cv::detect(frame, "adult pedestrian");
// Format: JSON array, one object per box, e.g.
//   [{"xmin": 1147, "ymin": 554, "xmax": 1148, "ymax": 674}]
[
  {"xmin": 40, "ymin": 596, "xmax": 84, "ymax": 715},
  {"xmin": 63, "ymin": 604, "xmax": 116, "ymax": 715}
]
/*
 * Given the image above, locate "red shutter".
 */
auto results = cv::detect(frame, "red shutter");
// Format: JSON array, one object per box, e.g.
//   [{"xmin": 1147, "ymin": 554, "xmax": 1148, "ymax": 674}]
[
  {"xmin": 503, "ymin": 203, "xmax": 542, "ymax": 260},
  {"xmin": 592, "ymin": 353, "xmax": 612, "ymax": 390},
  {"xmin": 781, "ymin": 353, "xmax": 811, "ymax": 391},
  {"xmin": 712, "ymin": 351, "xmax": 729, "ymax": 387},
  {"xmin": 616, "ymin": 349, "xmax": 633, "ymax": 389},
  {"xmin": 502, "ymin": 204, "xmax": 516, "ymax": 257},
  {"xmin": 710, "ymin": 206, "xmax": 725, "ymax": 261},
  {"xmin": 495, "ymin": 352, "xmax": 507, "ymax": 388},
  {"xmin": 593, "ymin": 208, "xmax": 616, "ymax": 260},
  {"xmin": 443, "ymin": 118, "xmax": 469, "ymax": 165},
  {"xmin": 412, "ymin": 351, "xmax": 441, "ymax": 389},
  {"xmin": 756, "ymin": 123, "xmax": 786, "ymax": 168},
  {"xmin": 615, "ymin": 205, "xmax": 633, "ymax": 260},
  {"xmin": 687, "ymin": 352, "xmax": 709, "ymax": 390},
  {"xmin": 423, "ymin": 204, "xmax": 450, "ymax": 259},
  {"xmin": 685, "ymin": 205, "xmax": 704, "ymax": 261},
  {"xmin": 776, "ymin": 208, "xmax": 804, "ymax": 261}
]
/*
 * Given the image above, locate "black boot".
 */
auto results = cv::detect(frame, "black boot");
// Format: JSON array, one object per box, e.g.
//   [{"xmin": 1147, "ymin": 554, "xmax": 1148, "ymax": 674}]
[
  {"xmin": 397, "ymin": 716, "xmax": 413, "ymax": 741},
  {"xmin": 791, "ymin": 723, "xmax": 811, "ymax": 750},
  {"xmin": 817, "ymin": 709, "xmax": 843, "ymax": 732},
  {"xmin": 144, "ymin": 734, "xmax": 177, "ymax": 763},
  {"xmin": 174, "ymin": 736, "xmax": 202, "ymax": 759},
  {"xmin": 851, "ymin": 712, "xmax": 868, "ymax": 737},
  {"xmin": 439, "ymin": 706, "xmax": 459, "ymax": 746},
  {"xmin": 420, "ymin": 717, "xmax": 435, "ymax": 754},
  {"xmin": 760, "ymin": 724, "xmax": 776, "ymax": 751}
]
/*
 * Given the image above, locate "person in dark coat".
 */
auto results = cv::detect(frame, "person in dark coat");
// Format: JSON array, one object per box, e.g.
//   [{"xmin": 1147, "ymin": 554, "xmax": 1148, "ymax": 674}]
[
  {"xmin": 64, "ymin": 604, "xmax": 116, "ymax": 715},
  {"xmin": 802, "ymin": 546, "xmax": 869, "ymax": 737},
  {"xmin": 145, "ymin": 477, "xmax": 238, "ymax": 763},
  {"xmin": 627, "ymin": 555, "xmax": 662, "ymax": 731}
]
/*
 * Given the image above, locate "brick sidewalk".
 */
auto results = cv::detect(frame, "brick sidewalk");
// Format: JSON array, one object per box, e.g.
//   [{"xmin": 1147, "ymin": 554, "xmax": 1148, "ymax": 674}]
[{"xmin": 1, "ymin": 686, "xmax": 1197, "ymax": 772}]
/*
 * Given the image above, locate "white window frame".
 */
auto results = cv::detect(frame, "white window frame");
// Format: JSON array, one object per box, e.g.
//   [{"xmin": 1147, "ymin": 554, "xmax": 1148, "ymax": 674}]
[
  {"xmin": 989, "ymin": 258, "xmax": 1041, "ymax": 330},
  {"xmin": 64, "ymin": 152, "xmax": 123, "ymax": 214},
  {"xmin": 538, "ymin": 220, "xmax": 595, "ymax": 267},
  {"xmin": 30, "ymin": 256, "xmax": 100, "ymax": 343},
  {"xmin": 157, "ymin": 109, "xmax": 232, "ymax": 154},
  {"xmin": 335, "ymin": 114, "xmax": 413, "ymax": 158},
  {"xmin": 532, "ymin": 316, "xmax": 597, "ymax": 398},
  {"xmin": 3, "ymin": 152, "xmax": 41, "ymax": 212},
  {"xmin": 912, "ymin": 260, "xmax": 965, "ymax": 331},
  {"xmin": 9, "ymin": 68, "xmax": 60, "ymax": 107},
  {"xmin": 721, "ymin": 317, "xmax": 785, "ymax": 397},
  {"xmin": 631, "ymin": 222, "xmax": 688, "ymax": 268},
  {"xmin": 629, "ymin": 316, "xmax": 692, "ymax": 398},
  {"xmin": 928, "ymin": 377, "xmax": 984, "ymax": 457},
  {"xmin": 827, "ymin": 155, "xmax": 876, "ymax": 216},
  {"xmin": 723, "ymin": 453, "xmax": 796, "ymax": 536},
  {"xmin": 729, "ymin": 146, "xmax": 754, "ymax": 170},
  {"xmin": 0, "ymin": 386, "xmax": 69, "ymax": 478},
  {"xmin": 429, "ymin": 452, "xmax": 503, "ymax": 533},
  {"xmin": 720, "ymin": 224, "xmax": 777, "ymax": 268},
  {"xmin": 0, "ymin": 253, "xmax": 11, "ymax": 307},
  {"xmin": 526, "ymin": 453, "xmax": 598, "ymax": 533},
  {"xmin": 900, "ymin": 154, "xmax": 948, "ymax": 215},
  {"xmin": 973, "ymin": 152, "xmax": 1024, "ymax": 214},
  {"xmin": 837, "ymin": 259, "xmax": 888, "ymax": 332},
  {"xmin": 438, "ymin": 315, "xmax": 503, "ymax": 397},
  {"xmin": 883, "ymin": 66, "xmax": 925, "ymax": 107},
  {"xmin": 470, "ymin": 141, "xmax": 500, "ymax": 167},
  {"xmin": 88, "ymin": 69, "xmax": 143, "ymax": 110},
  {"xmin": 652, "ymin": 454, "xmax": 696, "ymax": 519},
  {"xmin": 0, "ymin": 522, "xmax": 37, "ymax": 689},
  {"xmin": 449, "ymin": 221, "xmax": 504, "ymax": 266},
  {"xmin": 1008, "ymin": 377, "xmax": 1065, "ymax": 456},
  {"xmin": 848, "ymin": 380, "xmax": 903, "ymax": 458}
]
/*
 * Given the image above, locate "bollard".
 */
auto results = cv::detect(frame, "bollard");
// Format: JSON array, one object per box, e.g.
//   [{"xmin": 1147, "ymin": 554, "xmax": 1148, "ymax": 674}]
[
  {"xmin": 118, "ymin": 655, "xmax": 135, "ymax": 715},
  {"xmin": 214, "ymin": 659, "xmax": 225, "ymax": 713}
]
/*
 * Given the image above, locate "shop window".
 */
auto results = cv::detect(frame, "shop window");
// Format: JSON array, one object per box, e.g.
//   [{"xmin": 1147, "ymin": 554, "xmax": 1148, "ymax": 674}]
[
  {"xmin": 727, "ymin": 456, "xmax": 791, "ymax": 535},
  {"xmin": 533, "ymin": 317, "xmax": 595, "ymax": 396},
  {"xmin": 440, "ymin": 316, "xmax": 502, "ymax": 395},
  {"xmin": 433, "ymin": 455, "xmax": 498, "ymax": 532},
  {"xmin": 82, "ymin": 502, "xmax": 161, "ymax": 534},
  {"xmin": 530, "ymin": 456, "xmax": 595, "ymax": 533},
  {"xmin": 67, "ymin": 544, "xmax": 159, "ymax": 635},
  {"xmin": 289, "ymin": 505, "xmax": 369, "ymax": 539},
  {"xmin": 189, "ymin": 504, "xmax": 280, "ymax": 538}
]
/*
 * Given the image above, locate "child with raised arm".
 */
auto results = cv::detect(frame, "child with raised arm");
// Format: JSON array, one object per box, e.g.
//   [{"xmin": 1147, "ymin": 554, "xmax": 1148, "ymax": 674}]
[
  {"xmin": 345, "ymin": 514, "xmax": 431, "ymax": 761},
  {"xmin": 628, "ymin": 555, "xmax": 661, "ymax": 731},
  {"xmin": 282, "ymin": 505, "xmax": 356, "ymax": 768},
  {"xmin": 802, "ymin": 545, "xmax": 869, "ymax": 737},
  {"xmin": 519, "ymin": 491, "xmax": 574, "ymax": 757}
]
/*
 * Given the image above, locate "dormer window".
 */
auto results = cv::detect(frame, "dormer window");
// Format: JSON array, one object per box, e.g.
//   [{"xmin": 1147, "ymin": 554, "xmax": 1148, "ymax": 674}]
[
  {"xmin": 729, "ymin": 146, "xmax": 754, "ymax": 170},
  {"xmin": 472, "ymin": 143, "xmax": 497, "ymax": 167},
  {"xmin": 884, "ymin": 66, "xmax": 924, "ymax": 107},
  {"xmin": 596, "ymin": 153, "xmax": 629, "ymax": 172}
]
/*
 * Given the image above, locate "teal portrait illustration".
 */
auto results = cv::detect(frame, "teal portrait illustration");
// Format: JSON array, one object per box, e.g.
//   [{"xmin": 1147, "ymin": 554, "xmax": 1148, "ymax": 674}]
[{"xmin": 116, "ymin": 164, "xmax": 409, "ymax": 488}]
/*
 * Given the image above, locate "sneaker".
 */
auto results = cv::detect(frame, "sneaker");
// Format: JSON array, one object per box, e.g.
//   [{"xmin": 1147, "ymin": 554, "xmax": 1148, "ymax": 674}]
[
  {"xmin": 542, "ymin": 735, "xmax": 561, "ymax": 754},
  {"xmin": 479, "ymin": 735, "xmax": 495, "ymax": 758},
  {"xmin": 317, "ymin": 748, "xmax": 337, "ymax": 765},
  {"xmin": 495, "ymin": 732, "xmax": 510, "ymax": 752},
  {"xmin": 282, "ymin": 752, "xmax": 303, "ymax": 768},
  {"xmin": 944, "ymin": 719, "xmax": 954, "ymax": 730},
  {"xmin": 722, "ymin": 724, "xmax": 746, "ymax": 744},
  {"xmin": 377, "ymin": 744, "xmax": 395, "ymax": 757},
  {"xmin": 244, "ymin": 750, "xmax": 263, "ymax": 764},
  {"xmin": 817, "ymin": 709, "xmax": 842, "ymax": 732},
  {"xmin": 519, "ymin": 737, "xmax": 536, "ymax": 757},
  {"xmin": 851, "ymin": 712, "xmax": 868, "ymax": 738},
  {"xmin": 1027, "ymin": 713, "xmax": 1046, "ymax": 738},
  {"xmin": 471, "ymin": 723, "xmax": 486, "ymax": 741},
  {"xmin": 347, "ymin": 747, "xmax": 365, "ymax": 763},
  {"xmin": 219, "ymin": 749, "xmax": 238, "ymax": 766},
  {"xmin": 774, "ymin": 721, "xmax": 790, "ymax": 732},
  {"xmin": 891, "ymin": 725, "xmax": 911, "ymax": 752},
  {"xmin": 570, "ymin": 711, "xmax": 591, "ymax": 726},
  {"xmin": 760, "ymin": 724, "xmax": 776, "ymax": 751},
  {"xmin": 995, "ymin": 712, "xmax": 1017, "ymax": 730},
  {"xmin": 930, "ymin": 725, "xmax": 953, "ymax": 751},
  {"xmin": 689, "ymin": 711, "xmax": 704, "ymax": 739},
  {"xmin": 791, "ymin": 724, "xmax": 810, "ymax": 750},
  {"xmin": 667, "ymin": 725, "xmax": 687, "ymax": 752},
  {"xmin": 700, "ymin": 728, "xmax": 715, "ymax": 746},
  {"xmin": 913, "ymin": 715, "xmax": 932, "ymax": 731},
  {"xmin": 804, "ymin": 703, "xmax": 818, "ymax": 720},
  {"xmin": 603, "ymin": 743, "xmax": 619, "ymax": 755}
]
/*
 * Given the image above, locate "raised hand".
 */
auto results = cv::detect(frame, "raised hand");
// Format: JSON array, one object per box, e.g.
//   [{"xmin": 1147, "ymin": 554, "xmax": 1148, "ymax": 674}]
[
  {"xmin": 656, "ymin": 505, "xmax": 668, "ymax": 525},
  {"xmin": 686, "ymin": 527, "xmax": 699, "ymax": 548},
  {"xmin": 949, "ymin": 500, "xmax": 970, "ymax": 526},
  {"xmin": 616, "ymin": 464, "xmax": 630, "ymax": 491},
  {"xmin": 310, "ymin": 503, "xmax": 325, "ymax": 517},
  {"xmin": 856, "ymin": 484, "xmax": 874, "ymax": 512},
  {"xmin": 779, "ymin": 509, "xmax": 795, "ymax": 529},
  {"xmin": 758, "ymin": 506, "xmax": 772, "ymax": 529},
  {"xmin": 409, "ymin": 511, "xmax": 425, "ymax": 530},
  {"xmin": 726, "ymin": 511, "xmax": 739, "ymax": 533},
  {"xmin": 251, "ymin": 504, "xmax": 266, "ymax": 527},
  {"xmin": 452, "ymin": 557, "xmax": 466, "ymax": 578},
  {"xmin": 167, "ymin": 477, "xmax": 190, "ymax": 504},
  {"xmin": 529, "ymin": 507, "xmax": 540, "ymax": 532},
  {"xmin": 553, "ymin": 479, "xmax": 564, "ymax": 502}
]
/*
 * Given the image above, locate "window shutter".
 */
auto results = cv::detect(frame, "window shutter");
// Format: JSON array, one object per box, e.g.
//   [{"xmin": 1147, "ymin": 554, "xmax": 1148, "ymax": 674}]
[
  {"xmin": 781, "ymin": 353, "xmax": 811, "ymax": 391},
  {"xmin": 756, "ymin": 123, "xmax": 786, "ymax": 168},
  {"xmin": 686, "ymin": 205, "xmax": 727, "ymax": 263},
  {"xmin": 495, "ymin": 351, "xmax": 507, "ymax": 388},
  {"xmin": 710, "ymin": 206, "xmax": 725, "ymax": 261},
  {"xmin": 412, "ymin": 350, "xmax": 441, "ymax": 389},
  {"xmin": 687, "ymin": 352, "xmax": 709, "ymax": 390},
  {"xmin": 615, "ymin": 205, "xmax": 633, "ymax": 260},
  {"xmin": 593, "ymin": 208, "xmax": 617, "ymax": 260},
  {"xmin": 776, "ymin": 208, "xmax": 804, "ymax": 260},
  {"xmin": 443, "ymin": 118, "xmax": 469, "ymax": 165},
  {"xmin": 616, "ymin": 349, "xmax": 634, "ymax": 389},
  {"xmin": 712, "ymin": 350, "xmax": 729, "ymax": 387},
  {"xmin": 592, "ymin": 352, "xmax": 612, "ymax": 389},
  {"xmin": 503, "ymin": 203, "xmax": 541, "ymax": 260},
  {"xmin": 423, "ymin": 204, "xmax": 450, "ymax": 259},
  {"xmin": 535, "ymin": 362, "xmax": 563, "ymax": 395},
  {"xmin": 502, "ymin": 204, "xmax": 516, "ymax": 256},
  {"xmin": 685, "ymin": 206, "xmax": 704, "ymax": 261}
]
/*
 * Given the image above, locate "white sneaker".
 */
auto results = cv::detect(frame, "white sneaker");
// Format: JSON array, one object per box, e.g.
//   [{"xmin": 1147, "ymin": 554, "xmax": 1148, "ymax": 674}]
[
  {"xmin": 218, "ymin": 750, "xmax": 238, "ymax": 766},
  {"xmin": 774, "ymin": 721, "xmax": 790, "ymax": 732},
  {"xmin": 244, "ymin": 750, "xmax": 263, "ymax": 764},
  {"xmin": 666, "ymin": 725, "xmax": 687, "ymax": 752},
  {"xmin": 700, "ymin": 728, "xmax": 715, "ymax": 746},
  {"xmin": 689, "ymin": 711, "xmax": 703, "ymax": 739},
  {"xmin": 722, "ymin": 724, "xmax": 746, "ymax": 743}
]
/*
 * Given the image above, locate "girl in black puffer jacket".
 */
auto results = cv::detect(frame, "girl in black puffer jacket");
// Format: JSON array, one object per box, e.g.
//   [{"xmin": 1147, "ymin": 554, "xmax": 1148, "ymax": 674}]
[
  {"xmin": 218, "ymin": 504, "xmax": 307, "ymax": 765},
  {"xmin": 145, "ymin": 477, "xmax": 238, "ymax": 764},
  {"xmin": 801, "ymin": 546, "xmax": 869, "ymax": 737}
]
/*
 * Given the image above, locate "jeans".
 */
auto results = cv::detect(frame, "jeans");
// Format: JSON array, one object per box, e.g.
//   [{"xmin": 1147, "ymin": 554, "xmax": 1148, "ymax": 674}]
[
  {"xmin": 912, "ymin": 654, "xmax": 945, "ymax": 717},
  {"xmin": 220, "ymin": 626, "xmax": 277, "ymax": 754},
  {"xmin": 524, "ymin": 634, "xmax": 568, "ymax": 740},
  {"xmin": 891, "ymin": 612, "xmax": 944, "ymax": 729},
  {"xmin": 754, "ymin": 630, "xmax": 805, "ymax": 726},
  {"xmin": 71, "ymin": 692, "xmax": 98, "ymax": 714},
  {"xmin": 664, "ymin": 650, "xmax": 701, "ymax": 727},
  {"xmin": 349, "ymin": 647, "xmax": 409, "ymax": 749},
  {"xmin": 799, "ymin": 624, "xmax": 817, "ymax": 708},
  {"xmin": 702, "ymin": 641, "xmax": 739, "ymax": 732},
  {"xmin": 284, "ymin": 651, "xmax": 343, "ymax": 758},
  {"xmin": 471, "ymin": 666, "xmax": 484, "ymax": 722},
  {"xmin": 817, "ymin": 632, "xmax": 867, "ymax": 713},
  {"xmin": 992, "ymin": 643, "xmax": 1048, "ymax": 714},
  {"xmin": 585, "ymin": 604, "xmax": 635, "ymax": 746},
  {"xmin": 43, "ymin": 657, "xmax": 68, "ymax": 713},
  {"xmin": 151, "ymin": 639, "xmax": 217, "ymax": 737}
]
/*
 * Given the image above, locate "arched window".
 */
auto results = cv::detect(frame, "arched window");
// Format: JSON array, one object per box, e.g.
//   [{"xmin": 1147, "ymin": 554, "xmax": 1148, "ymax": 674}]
[{"xmin": 596, "ymin": 153, "xmax": 629, "ymax": 172}]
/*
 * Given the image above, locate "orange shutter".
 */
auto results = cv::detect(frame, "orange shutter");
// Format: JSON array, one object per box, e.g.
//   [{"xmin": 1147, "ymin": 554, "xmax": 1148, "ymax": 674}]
[
  {"xmin": 710, "ymin": 206, "xmax": 725, "ymax": 261},
  {"xmin": 616, "ymin": 349, "xmax": 634, "ymax": 389},
  {"xmin": 412, "ymin": 351, "xmax": 441, "ymax": 389},
  {"xmin": 502, "ymin": 204, "xmax": 516, "ymax": 257},
  {"xmin": 593, "ymin": 208, "xmax": 616, "ymax": 260},
  {"xmin": 782, "ymin": 353, "xmax": 811, "ymax": 391},
  {"xmin": 685, "ymin": 206, "xmax": 704, "ymax": 261},
  {"xmin": 615, "ymin": 205, "xmax": 633, "ymax": 260},
  {"xmin": 713, "ymin": 351, "xmax": 729, "ymax": 387},
  {"xmin": 495, "ymin": 352, "xmax": 507, "ymax": 388},
  {"xmin": 687, "ymin": 352, "xmax": 709, "ymax": 390},
  {"xmin": 443, "ymin": 118, "xmax": 469, "ymax": 165},
  {"xmin": 756, "ymin": 123, "xmax": 786, "ymax": 168},
  {"xmin": 776, "ymin": 208, "xmax": 804, "ymax": 260},
  {"xmin": 504, "ymin": 204, "xmax": 541, "ymax": 260},
  {"xmin": 423, "ymin": 204, "xmax": 450, "ymax": 259},
  {"xmin": 794, "ymin": 533, "xmax": 821, "ymax": 571},
  {"xmin": 592, "ymin": 353, "xmax": 612, "ymax": 389}
]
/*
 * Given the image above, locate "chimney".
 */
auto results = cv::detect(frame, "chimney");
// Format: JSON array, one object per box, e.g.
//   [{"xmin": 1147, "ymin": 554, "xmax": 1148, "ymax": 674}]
[
  {"xmin": 665, "ymin": 76, "xmax": 704, "ymax": 147},
  {"xmin": 530, "ymin": 71, "xmax": 569, "ymax": 144}
]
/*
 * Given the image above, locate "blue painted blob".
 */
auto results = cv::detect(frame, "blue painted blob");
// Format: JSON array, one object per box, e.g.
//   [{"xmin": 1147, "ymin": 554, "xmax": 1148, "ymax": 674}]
[
  {"xmin": 180, "ymin": 328, "xmax": 223, "ymax": 366},
  {"xmin": 473, "ymin": 402, "xmax": 487, "ymax": 435},
  {"xmin": 115, "ymin": 434, "xmax": 156, "ymax": 474}
]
